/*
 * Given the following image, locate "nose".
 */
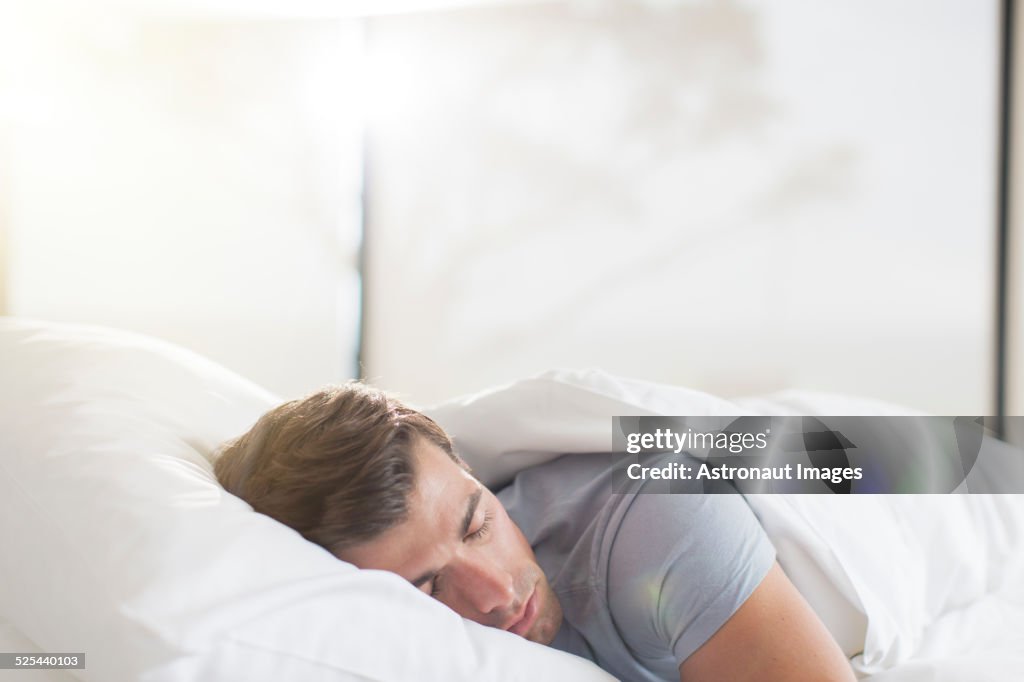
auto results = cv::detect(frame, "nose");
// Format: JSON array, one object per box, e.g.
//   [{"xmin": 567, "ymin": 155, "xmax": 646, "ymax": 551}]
[{"xmin": 453, "ymin": 552, "xmax": 517, "ymax": 616}]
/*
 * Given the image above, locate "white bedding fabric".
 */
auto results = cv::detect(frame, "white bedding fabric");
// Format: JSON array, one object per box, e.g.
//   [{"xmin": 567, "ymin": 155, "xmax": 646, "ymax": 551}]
[
  {"xmin": 2, "ymin": 319, "xmax": 1022, "ymax": 682},
  {"xmin": 0, "ymin": 319, "xmax": 614, "ymax": 682},
  {"xmin": 0, "ymin": 620, "xmax": 76, "ymax": 682},
  {"xmin": 426, "ymin": 368, "xmax": 1024, "ymax": 681}
]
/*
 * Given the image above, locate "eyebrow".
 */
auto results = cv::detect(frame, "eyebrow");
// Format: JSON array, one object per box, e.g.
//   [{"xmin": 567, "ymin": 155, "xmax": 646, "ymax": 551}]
[{"xmin": 410, "ymin": 485, "xmax": 484, "ymax": 589}]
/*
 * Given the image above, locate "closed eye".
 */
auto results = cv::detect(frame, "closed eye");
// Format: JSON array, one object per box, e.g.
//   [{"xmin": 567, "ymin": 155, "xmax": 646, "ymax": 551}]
[{"xmin": 466, "ymin": 510, "xmax": 492, "ymax": 541}]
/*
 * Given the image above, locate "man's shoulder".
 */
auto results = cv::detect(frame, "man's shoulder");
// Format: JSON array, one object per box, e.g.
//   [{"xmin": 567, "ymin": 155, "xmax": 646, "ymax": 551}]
[
  {"xmin": 496, "ymin": 453, "xmax": 616, "ymax": 524},
  {"xmin": 497, "ymin": 452, "xmax": 720, "ymax": 544},
  {"xmin": 501, "ymin": 453, "xmax": 776, "ymax": 681}
]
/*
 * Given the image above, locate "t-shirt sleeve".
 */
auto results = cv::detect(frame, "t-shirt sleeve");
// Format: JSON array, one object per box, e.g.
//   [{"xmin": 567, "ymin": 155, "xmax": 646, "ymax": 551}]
[{"xmin": 605, "ymin": 491, "xmax": 776, "ymax": 668}]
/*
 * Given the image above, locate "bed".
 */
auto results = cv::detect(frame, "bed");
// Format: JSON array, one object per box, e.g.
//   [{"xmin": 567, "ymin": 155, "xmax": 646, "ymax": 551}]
[{"xmin": 1, "ymin": 317, "xmax": 1022, "ymax": 681}]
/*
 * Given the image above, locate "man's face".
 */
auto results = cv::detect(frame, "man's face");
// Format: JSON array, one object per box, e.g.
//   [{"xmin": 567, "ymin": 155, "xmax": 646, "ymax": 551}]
[{"xmin": 337, "ymin": 437, "xmax": 563, "ymax": 645}]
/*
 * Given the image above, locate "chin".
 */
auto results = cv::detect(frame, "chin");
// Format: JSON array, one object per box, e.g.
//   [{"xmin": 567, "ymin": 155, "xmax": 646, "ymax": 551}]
[
  {"xmin": 529, "ymin": 588, "xmax": 563, "ymax": 645},
  {"xmin": 529, "ymin": 621, "xmax": 559, "ymax": 646}
]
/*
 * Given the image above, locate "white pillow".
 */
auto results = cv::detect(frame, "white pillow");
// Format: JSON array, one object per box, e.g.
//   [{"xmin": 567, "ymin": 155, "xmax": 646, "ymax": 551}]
[
  {"xmin": 0, "ymin": 318, "xmax": 615, "ymax": 682},
  {"xmin": 0, "ymin": 618, "xmax": 77, "ymax": 682}
]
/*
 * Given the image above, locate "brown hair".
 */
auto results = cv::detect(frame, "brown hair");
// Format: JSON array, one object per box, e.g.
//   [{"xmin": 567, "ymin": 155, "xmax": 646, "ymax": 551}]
[{"xmin": 214, "ymin": 382, "xmax": 456, "ymax": 554}]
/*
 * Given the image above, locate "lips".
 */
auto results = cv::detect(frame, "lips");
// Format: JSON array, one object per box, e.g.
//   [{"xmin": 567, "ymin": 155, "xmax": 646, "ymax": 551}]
[{"xmin": 506, "ymin": 587, "xmax": 539, "ymax": 638}]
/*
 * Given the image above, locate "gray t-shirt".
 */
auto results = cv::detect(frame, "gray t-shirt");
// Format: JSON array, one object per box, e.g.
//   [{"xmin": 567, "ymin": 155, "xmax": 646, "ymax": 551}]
[{"xmin": 497, "ymin": 452, "xmax": 776, "ymax": 682}]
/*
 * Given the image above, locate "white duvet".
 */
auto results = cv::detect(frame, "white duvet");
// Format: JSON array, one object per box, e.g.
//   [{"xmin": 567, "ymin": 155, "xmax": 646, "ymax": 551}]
[{"xmin": 426, "ymin": 369, "xmax": 1024, "ymax": 681}]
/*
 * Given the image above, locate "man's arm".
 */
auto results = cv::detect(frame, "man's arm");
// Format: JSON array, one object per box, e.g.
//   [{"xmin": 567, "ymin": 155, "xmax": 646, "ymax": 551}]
[{"xmin": 678, "ymin": 562, "xmax": 856, "ymax": 682}]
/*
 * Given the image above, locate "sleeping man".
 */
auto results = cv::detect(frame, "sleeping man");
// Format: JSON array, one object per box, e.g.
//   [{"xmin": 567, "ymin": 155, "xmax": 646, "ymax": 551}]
[{"xmin": 214, "ymin": 382, "xmax": 855, "ymax": 682}]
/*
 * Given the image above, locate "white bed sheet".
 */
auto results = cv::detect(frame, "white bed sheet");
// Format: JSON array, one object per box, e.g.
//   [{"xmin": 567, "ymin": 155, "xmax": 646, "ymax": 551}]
[{"xmin": 858, "ymin": 581, "xmax": 1024, "ymax": 682}]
